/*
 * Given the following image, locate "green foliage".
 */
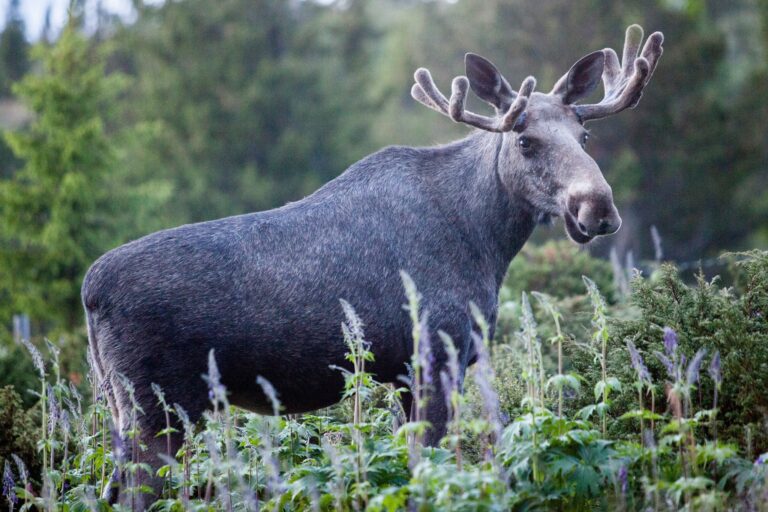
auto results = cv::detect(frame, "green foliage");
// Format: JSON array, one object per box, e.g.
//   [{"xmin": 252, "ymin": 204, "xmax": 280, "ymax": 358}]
[
  {"xmin": 0, "ymin": 342, "xmax": 39, "ymax": 409},
  {"xmin": 0, "ymin": 20, "xmax": 163, "ymax": 334},
  {"xmin": 4, "ymin": 259, "xmax": 767, "ymax": 510},
  {"xmin": 0, "ymin": 385, "xmax": 37, "ymax": 483},
  {"xmin": 504, "ymin": 241, "xmax": 616, "ymax": 304},
  {"xmin": 609, "ymin": 251, "xmax": 768, "ymax": 453},
  {"xmin": 112, "ymin": 0, "xmax": 377, "ymax": 225}
]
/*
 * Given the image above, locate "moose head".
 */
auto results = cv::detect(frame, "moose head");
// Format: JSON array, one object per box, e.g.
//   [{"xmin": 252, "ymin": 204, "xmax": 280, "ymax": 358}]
[{"xmin": 411, "ymin": 24, "xmax": 663, "ymax": 244}]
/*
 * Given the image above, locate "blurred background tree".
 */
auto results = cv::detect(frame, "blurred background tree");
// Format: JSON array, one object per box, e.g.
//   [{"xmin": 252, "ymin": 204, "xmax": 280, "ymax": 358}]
[{"xmin": 0, "ymin": 0, "xmax": 764, "ymax": 392}]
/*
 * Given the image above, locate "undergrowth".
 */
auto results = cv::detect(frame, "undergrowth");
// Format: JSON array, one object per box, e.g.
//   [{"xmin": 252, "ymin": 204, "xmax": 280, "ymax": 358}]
[{"xmin": 1, "ymin": 249, "xmax": 767, "ymax": 511}]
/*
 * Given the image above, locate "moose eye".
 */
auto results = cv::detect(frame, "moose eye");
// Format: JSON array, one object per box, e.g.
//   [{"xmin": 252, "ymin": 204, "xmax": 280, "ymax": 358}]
[
  {"xmin": 580, "ymin": 133, "xmax": 589, "ymax": 148},
  {"xmin": 518, "ymin": 136, "xmax": 535, "ymax": 156}
]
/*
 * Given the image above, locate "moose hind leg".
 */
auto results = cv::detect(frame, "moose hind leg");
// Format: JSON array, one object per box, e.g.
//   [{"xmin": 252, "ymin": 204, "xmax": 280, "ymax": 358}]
[
  {"xmin": 113, "ymin": 417, "xmax": 183, "ymax": 509},
  {"xmin": 109, "ymin": 373, "xmax": 185, "ymax": 508}
]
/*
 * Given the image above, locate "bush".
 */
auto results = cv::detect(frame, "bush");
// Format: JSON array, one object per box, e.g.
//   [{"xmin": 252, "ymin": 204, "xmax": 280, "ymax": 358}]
[
  {"xmin": 608, "ymin": 250, "xmax": 768, "ymax": 453},
  {"xmin": 503, "ymin": 241, "xmax": 616, "ymax": 304},
  {"xmin": 0, "ymin": 341, "xmax": 40, "ymax": 409},
  {"xmin": 0, "ymin": 385, "xmax": 38, "ymax": 483}
]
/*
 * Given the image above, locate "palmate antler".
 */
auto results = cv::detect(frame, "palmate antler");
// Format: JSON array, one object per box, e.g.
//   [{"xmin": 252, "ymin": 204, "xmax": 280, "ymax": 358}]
[
  {"xmin": 574, "ymin": 25, "xmax": 664, "ymax": 121},
  {"xmin": 411, "ymin": 66, "xmax": 536, "ymax": 133}
]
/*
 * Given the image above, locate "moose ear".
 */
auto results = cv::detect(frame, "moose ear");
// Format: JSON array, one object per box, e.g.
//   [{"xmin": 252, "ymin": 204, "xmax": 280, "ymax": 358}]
[
  {"xmin": 465, "ymin": 53, "xmax": 516, "ymax": 111},
  {"xmin": 552, "ymin": 50, "xmax": 605, "ymax": 105}
]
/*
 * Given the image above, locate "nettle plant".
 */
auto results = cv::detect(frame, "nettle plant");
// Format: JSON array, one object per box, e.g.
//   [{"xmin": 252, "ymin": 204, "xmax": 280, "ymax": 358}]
[{"xmin": 4, "ymin": 258, "xmax": 768, "ymax": 511}]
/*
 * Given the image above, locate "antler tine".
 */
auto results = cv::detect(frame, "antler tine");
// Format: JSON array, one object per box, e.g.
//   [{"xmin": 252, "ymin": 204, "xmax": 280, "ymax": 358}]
[
  {"xmin": 447, "ymin": 77, "xmax": 501, "ymax": 131},
  {"xmin": 575, "ymin": 25, "xmax": 664, "ymax": 121},
  {"xmin": 497, "ymin": 76, "xmax": 536, "ymax": 131},
  {"xmin": 413, "ymin": 66, "xmax": 536, "ymax": 133},
  {"xmin": 413, "ymin": 68, "xmax": 450, "ymax": 114},
  {"xmin": 450, "ymin": 76, "xmax": 535, "ymax": 132},
  {"xmin": 411, "ymin": 83, "xmax": 445, "ymax": 114},
  {"xmin": 621, "ymin": 24, "xmax": 644, "ymax": 76}
]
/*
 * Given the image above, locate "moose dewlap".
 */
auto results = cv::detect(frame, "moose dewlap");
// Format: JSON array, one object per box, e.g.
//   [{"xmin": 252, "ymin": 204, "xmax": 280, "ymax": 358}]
[{"xmin": 81, "ymin": 24, "xmax": 663, "ymax": 506}]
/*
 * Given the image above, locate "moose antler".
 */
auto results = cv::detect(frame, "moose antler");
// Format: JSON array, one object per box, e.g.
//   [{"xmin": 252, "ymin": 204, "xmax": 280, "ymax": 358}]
[
  {"xmin": 411, "ymin": 67, "xmax": 536, "ymax": 133},
  {"xmin": 574, "ymin": 24, "xmax": 664, "ymax": 121}
]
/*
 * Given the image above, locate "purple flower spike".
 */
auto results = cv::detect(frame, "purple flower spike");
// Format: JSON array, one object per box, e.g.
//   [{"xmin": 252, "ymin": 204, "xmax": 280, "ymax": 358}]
[
  {"xmin": 755, "ymin": 453, "xmax": 768, "ymax": 467},
  {"xmin": 663, "ymin": 327, "xmax": 678, "ymax": 356},
  {"xmin": 709, "ymin": 351, "xmax": 722, "ymax": 387},
  {"xmin": 418, "ymin": 314, "xmax": 433, "ymax": 388},
  {"xmin": 10, "ymin": 455, "xmax": 26, "ymax": 484},
  {"xmin": 110, "ymin": 422, "xmax": 126, "ymax": 466},
  {"xmin": 47, "ymin": 385, "xmax": 59, "ymax": 436},
  {"xmin": 618, "ymin": 464, "xmax": 629, "ymax": 495},
  {"xmin": 2, "ymin": 461, "xmax": 17, "ymax": 506},
  {"xmin": 686, "ymin": 349, "xmax": 707, "ymax": 386},
  {"xmin": 627, "ymin": 340, "xmax": 651, "ymax": 384},
  {"xmin": 653, "ymin": 351, "xmax": 676, "ymax": 380}
]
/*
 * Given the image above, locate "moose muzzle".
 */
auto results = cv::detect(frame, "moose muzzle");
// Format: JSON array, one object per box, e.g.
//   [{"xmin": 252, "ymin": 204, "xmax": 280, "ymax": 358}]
[{"xmin": 564, "ymin": 183, "xmax": 622, "ymax": 243}]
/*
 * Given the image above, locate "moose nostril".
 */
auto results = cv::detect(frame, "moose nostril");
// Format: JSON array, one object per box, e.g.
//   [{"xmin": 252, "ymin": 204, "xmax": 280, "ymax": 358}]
[{"xmin": 577, "ymin": 221, "xmax": 587, "ymax": 233}]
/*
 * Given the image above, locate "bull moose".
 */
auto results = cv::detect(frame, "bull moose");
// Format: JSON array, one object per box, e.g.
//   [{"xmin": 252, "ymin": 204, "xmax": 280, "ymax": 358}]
[{"xmin": 82, "ymin": 24, "xmax": 663, "ymax": 505}]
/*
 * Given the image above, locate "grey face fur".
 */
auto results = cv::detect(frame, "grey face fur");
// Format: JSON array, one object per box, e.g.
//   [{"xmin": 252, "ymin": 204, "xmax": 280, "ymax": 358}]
[
  {"xmin": 82, "ymin": 24, "xmax": 663, "ymax": 507},
  {"xmin": 498, "ymin": 92, "xmax": 621, "ymax": 244}
]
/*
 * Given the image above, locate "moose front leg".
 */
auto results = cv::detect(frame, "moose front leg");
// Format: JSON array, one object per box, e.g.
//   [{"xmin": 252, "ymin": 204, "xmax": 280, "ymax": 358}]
[
  {"xmin": 410, "ymin": 312, "xmax": 471, "ymax": 447},
  {"xmin": 422, "ymin": 369, "xmax": 451, "ymax": 446}
]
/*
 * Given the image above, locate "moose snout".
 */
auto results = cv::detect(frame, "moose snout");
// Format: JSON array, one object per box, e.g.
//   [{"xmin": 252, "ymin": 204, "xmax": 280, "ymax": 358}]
[{"xmin": 566, "ymin": 186, "xmax": 622, "ymax": 237}]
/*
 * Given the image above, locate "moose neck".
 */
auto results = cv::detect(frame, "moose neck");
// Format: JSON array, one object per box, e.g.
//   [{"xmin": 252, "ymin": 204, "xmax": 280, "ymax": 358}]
[{"xmin": 424, "ymin": 131, "xmax": 536, "ymax": 286}]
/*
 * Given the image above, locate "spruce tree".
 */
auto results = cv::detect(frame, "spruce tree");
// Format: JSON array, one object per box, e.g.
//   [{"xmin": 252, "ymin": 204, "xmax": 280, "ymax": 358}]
[
  {"xmin": 0, "ymin": 19, "xmax": 140, "ymax": 333},
  {"xmin": 0, "ymin": 0, "xmax": 29, "ymax": 95}
]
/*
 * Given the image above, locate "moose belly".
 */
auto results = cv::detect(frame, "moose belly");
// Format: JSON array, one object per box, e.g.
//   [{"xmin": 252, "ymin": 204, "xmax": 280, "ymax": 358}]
[{"xmin": 220, "ymin": 348, "xmax": 349, "ymax": 415}]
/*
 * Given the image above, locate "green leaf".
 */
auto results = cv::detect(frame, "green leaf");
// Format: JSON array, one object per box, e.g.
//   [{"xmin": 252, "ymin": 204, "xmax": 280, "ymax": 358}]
[
  {"xmin": 619, "ymin": 409, "xmax": 664, "ymax": 421},
  {"xmin": 577, "ymin": 404, "xmax": 597, "ymax": 421}
]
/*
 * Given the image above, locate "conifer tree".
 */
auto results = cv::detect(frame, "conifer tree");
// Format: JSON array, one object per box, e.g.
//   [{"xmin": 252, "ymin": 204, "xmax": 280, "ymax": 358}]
[
  {"xmin": 0, "ymin": 17, "xmax": 156, "ymax": 333},
  {"xmin": 0, "ymin": 0, "xmax": 29, "ymax": 95}
]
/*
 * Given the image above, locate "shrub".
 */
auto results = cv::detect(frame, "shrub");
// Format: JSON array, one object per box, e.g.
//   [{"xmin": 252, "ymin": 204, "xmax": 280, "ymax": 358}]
[
  {"xmin": 0, "ymin": 341, "xmax": 40, "ymax": 409},
  {"xmin": 606, "ymin": 250, "xmax": 768, "ymax": 452},
  {"xmin": 503, "ymin": 241, "xmax": 615, "ymax": 303},
  {"xmin": 0, "ymin": 385, "xmax": 38, "ymax": 484}
]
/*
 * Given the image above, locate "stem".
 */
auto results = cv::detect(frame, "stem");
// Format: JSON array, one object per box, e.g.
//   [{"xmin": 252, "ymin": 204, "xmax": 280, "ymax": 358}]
[
  {"xmin": 601, "ymin": 344, "xmax": 607, "ymax": 437},
  {"xmin": 527, "ymin": 333, "xmax": 535, "ymax": 405},
  {"xmin": 60, "ymin": 430, "xmax": 69, "ymax": 495},
  {"xmin": 90, "ymin": 388, "xmax": 97, "ymax": 483},
  {"xmin": 557, "ymin": 337, "xmax": 563, "ymax": 418},
  {"xmin": 453, "ymin": 391, "xmax": 462, "ymax": 470},
  {"xmin": 712, "ymin": 385, "xmax": 719, "ymax": 481},
  {"xmin": 552, "ymin": 310, "xmax": 563, "ymax": 418},
  {"xmin": 711, "ymin": 386, "xmax": 718, "ymax": 444},
  {"xmin": 532, "ymin": 413, "xmax": 540, "ymax": 482},
  {"xmin": 50, "ymin": 429, "xmax": 55, "ymax": 473},
  {"xmin": 41, "ymin": 381, "xmax": 47, "ymax": 476},
  {"xmin": 638, "ymin": 386, "xmax": 645, "ymax": 444},
  {"xmin": 536, "ymin": 341, "xmax": 545, "ymax": 407},
  {"xmin": 100, "ymin": 412, "xmax": 107, "ymax": 496},
  {"xmin": 183, "ymin": 442, "xmax": 190, "ymax": 506},
  {"xmin": 164, "ymin": 408, "xmax": 172, "ymax": 498},
  {"xmin": 131, "ymin": 408, "xmax": 137, "ymax": 512}
]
